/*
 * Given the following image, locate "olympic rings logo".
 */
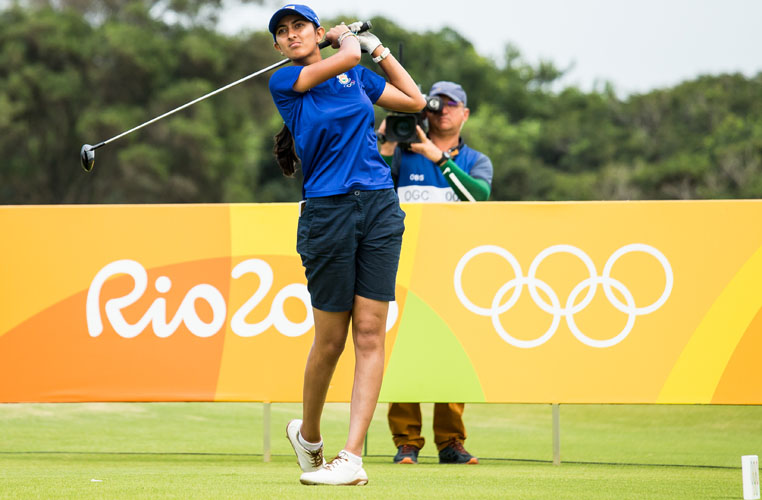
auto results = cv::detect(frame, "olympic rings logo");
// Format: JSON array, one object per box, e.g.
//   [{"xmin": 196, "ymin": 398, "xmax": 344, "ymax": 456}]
[{"xmin": 453, "ymin": 244, "xmax": 673, "ymax": 349}]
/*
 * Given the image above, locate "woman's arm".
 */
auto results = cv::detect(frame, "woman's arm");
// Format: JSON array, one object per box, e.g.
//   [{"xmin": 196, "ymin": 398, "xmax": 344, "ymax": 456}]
[
  {"xmin": 374, "ymin": 51, "xmax": 427, "ymax": 113},
  {"xmin": 353, "ymin": 31, "xmax": 423, "ymax": 112},
  {"xmin": 292, "ymin": 25, "xmax": 361, "ymax": 92},
  {"xmin": 348, "ymin": 26, "xmax": 424, "ymax": 112}
]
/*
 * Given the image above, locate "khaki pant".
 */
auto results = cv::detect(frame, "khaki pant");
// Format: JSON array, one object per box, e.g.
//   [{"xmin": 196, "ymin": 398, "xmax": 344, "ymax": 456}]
[{"xmin": 388, "ymin": 403, "xmax": 466, "ymax": 451}]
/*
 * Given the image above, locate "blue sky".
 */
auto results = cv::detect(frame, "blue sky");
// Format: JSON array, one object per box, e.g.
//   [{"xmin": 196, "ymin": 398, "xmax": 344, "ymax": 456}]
[{"xmin": 219, "ymin": 0, "xmax": 762, "ymax": 95}]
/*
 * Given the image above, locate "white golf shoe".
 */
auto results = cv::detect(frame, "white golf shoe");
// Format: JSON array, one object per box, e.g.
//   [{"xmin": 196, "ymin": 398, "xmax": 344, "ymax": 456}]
[
  {"xmin": 286, "ymin": 419, "xmax": 325, "ymax": 472},
  {"xmin": 299, "ymin": 450, "xmax": 368, "ymax": 486}
]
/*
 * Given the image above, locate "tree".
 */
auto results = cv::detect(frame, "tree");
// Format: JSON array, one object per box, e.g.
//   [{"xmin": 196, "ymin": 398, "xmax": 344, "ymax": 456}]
[{"xmin": 1, "ymin": 4, "xmax": 761, "ymax": 204}]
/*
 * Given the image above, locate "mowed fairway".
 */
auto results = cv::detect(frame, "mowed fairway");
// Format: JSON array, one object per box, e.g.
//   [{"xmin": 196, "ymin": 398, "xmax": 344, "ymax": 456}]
[{"xmin": 1, "ymin": 402, "xmax": 759, "ymax": 499}]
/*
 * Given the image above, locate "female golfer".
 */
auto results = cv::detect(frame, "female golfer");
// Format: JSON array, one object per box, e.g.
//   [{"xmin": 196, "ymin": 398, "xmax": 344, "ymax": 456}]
[{"xmin": 268, "ymin": 4, "xmax": 425, "ymax": 486}]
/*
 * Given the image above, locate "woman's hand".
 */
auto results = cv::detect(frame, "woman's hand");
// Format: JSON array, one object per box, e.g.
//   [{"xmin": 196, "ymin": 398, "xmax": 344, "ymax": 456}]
[
  {"xmin": 325, "ymin": 24, "xmax": 353, "ymax": 49},
  {"xmin": 347, "ymin": 21, "xmax": 382, "ymax": 55}
]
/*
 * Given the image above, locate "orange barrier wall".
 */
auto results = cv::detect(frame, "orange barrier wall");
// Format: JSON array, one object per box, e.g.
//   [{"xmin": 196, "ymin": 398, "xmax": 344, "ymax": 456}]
[{"xmin": 1, "ymin": 202, "xmax": 760, "ymax": 404}]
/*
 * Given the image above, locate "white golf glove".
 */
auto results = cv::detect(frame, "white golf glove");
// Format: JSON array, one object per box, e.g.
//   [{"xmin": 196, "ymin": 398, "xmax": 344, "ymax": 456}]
[
  {"xmin": 347, "ymin": 21, "xmax": 383, "ymax": 54},
  {"xmin": 347, "ymin": 21, "xmax": 364, "ymax": 33},
  {"xmin": 357, "ymin": 31, "xmax": 383, "ymax": 54}
]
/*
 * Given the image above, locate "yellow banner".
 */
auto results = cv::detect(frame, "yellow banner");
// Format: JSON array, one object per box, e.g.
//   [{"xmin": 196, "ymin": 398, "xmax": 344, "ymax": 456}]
[{"xmin": 1, "ymin": 201, "xmax": 760, "ymax": 404}]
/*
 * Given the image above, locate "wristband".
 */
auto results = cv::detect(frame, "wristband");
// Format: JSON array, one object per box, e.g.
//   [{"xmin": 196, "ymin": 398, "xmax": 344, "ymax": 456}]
[
  {"xmin": 338, "ymin": 31, "xmax": 358, "ymax": 45},
  {"xmin": 372, "ymin": 47, "xmax": 391, "ymax": 63},
  {"xmin": 436, "ymin": 151, "xmax": 452, "ymax": 167}
]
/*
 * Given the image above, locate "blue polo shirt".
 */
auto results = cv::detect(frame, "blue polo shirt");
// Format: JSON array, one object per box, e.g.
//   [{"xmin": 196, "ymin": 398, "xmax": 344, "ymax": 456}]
[{"xmin": 269, "ymin": 64, "xmax": 392, "ymax": 198}]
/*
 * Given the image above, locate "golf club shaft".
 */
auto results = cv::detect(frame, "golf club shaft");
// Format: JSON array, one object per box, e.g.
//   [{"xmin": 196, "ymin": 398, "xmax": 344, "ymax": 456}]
[
  {"xmin": 93, "ymin": 59, "xmax": 286, "ymax": 150},
  {"xmin": 92, "ymin": 21, "xmax": 372, "ymax": 150}
]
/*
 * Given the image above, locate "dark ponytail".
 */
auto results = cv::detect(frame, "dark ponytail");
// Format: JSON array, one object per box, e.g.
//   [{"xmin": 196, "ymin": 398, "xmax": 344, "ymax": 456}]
[{"xmin": 273, "ymin": 124, "xmax": 299, "ymax": 177}]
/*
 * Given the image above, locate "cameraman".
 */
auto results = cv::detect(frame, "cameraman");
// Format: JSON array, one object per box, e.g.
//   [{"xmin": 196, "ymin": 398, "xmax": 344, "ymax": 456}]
[
  {"xmin": 377, "ymin": 81, "xmax": 493, "ymax": 465},
  {"xmin": 378, "ymin": 81, "xmax": 493, "ymax": 203}
]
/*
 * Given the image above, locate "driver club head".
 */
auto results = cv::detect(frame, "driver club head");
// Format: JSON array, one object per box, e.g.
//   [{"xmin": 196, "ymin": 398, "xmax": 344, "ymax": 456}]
[{"xmin": 80, "ymin": 144, "xmax": 95, "ymax": 172}]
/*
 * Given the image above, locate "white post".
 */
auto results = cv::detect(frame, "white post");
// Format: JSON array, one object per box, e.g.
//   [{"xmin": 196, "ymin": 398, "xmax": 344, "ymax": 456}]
[
  {"xmin": 552, "ymin": 403, "xmax": 561, "ymax": 466},
  {"xmin": 263, "ymin": 402, "xmax": 271, "ymax": 463},
  {"xmin": 743, "ymin": 455, "xmax": 760, "ymax": 500}
]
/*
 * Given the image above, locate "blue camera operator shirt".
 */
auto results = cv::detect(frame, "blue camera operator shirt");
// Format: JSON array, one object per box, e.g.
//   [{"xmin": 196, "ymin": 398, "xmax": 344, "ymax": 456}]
[
  {"xmin": 269, "ymin": 64, "xmax": 392, "ymax": 198},
  {"xmin": 393, "ymin": 144, "xmax": 493, "ymax": 202}
]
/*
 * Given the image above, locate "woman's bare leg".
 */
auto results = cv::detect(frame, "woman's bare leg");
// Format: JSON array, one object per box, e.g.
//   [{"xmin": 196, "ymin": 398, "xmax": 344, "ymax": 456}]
[
  {"xmin": 300, "ymin": 308, "xmax": 351, "ymax": 443},
  {"xmin": 344, "ymin": 295, "xmax": 388, "ymax": 455}
]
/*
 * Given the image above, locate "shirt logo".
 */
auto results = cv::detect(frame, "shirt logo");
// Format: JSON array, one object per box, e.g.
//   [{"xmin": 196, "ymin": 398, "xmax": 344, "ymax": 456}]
[{"xmin": 336, "ymin": 73, "xmax": 356, "ymax": 88}]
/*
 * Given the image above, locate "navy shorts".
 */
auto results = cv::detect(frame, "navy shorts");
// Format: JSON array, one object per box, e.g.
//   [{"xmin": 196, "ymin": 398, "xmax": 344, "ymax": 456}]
[{"xmin": 296, "ymin": 188, "xmax": 406, "ymax": 312}]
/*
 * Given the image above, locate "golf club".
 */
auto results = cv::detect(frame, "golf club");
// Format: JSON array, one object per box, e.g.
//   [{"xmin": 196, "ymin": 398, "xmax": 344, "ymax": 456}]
[{"xmin": 80, "ymin": 20, "xmax": 373, "ymax": 172}]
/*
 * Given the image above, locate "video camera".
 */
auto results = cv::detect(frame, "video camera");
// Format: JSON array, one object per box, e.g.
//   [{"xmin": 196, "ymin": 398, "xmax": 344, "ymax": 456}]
[{"xmin": 382, "ymin": 95, "xmax": 443, "ymax": 145}]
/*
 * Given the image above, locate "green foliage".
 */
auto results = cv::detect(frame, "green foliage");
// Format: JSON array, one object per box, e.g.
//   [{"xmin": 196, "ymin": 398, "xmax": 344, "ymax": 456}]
[
  {"xmin": 1, "ymin": 4, "xmax": 761, "ymax": 204},
  {"xmin": 0, "ymin": 2, "xmax": 282, "ymax": 203}
]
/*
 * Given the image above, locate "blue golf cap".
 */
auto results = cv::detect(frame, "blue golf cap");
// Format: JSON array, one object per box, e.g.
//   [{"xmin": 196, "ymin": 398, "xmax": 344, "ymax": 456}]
[
  {"xmin": 429, "ymin": 81, "xmax": 467, "ymax": 107},
  {"xmin": 269, "ymin": 4, "xmax": 320, "ymax": 40}
]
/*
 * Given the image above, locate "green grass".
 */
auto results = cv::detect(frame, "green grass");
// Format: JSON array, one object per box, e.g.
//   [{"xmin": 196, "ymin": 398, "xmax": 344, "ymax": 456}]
[{"xmin": 1, "ymin": 402, "xmax": 759, "ymax": 499}]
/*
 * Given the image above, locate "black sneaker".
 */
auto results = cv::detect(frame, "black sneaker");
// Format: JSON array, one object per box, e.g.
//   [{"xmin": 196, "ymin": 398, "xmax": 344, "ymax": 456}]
[
  {"xmin": 393, "ymin": 444, "xmax": 420, "ymax": 464},
  {"xmin": 438, "ymin": 440, "xmax": 478, "ymax": 464}
]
